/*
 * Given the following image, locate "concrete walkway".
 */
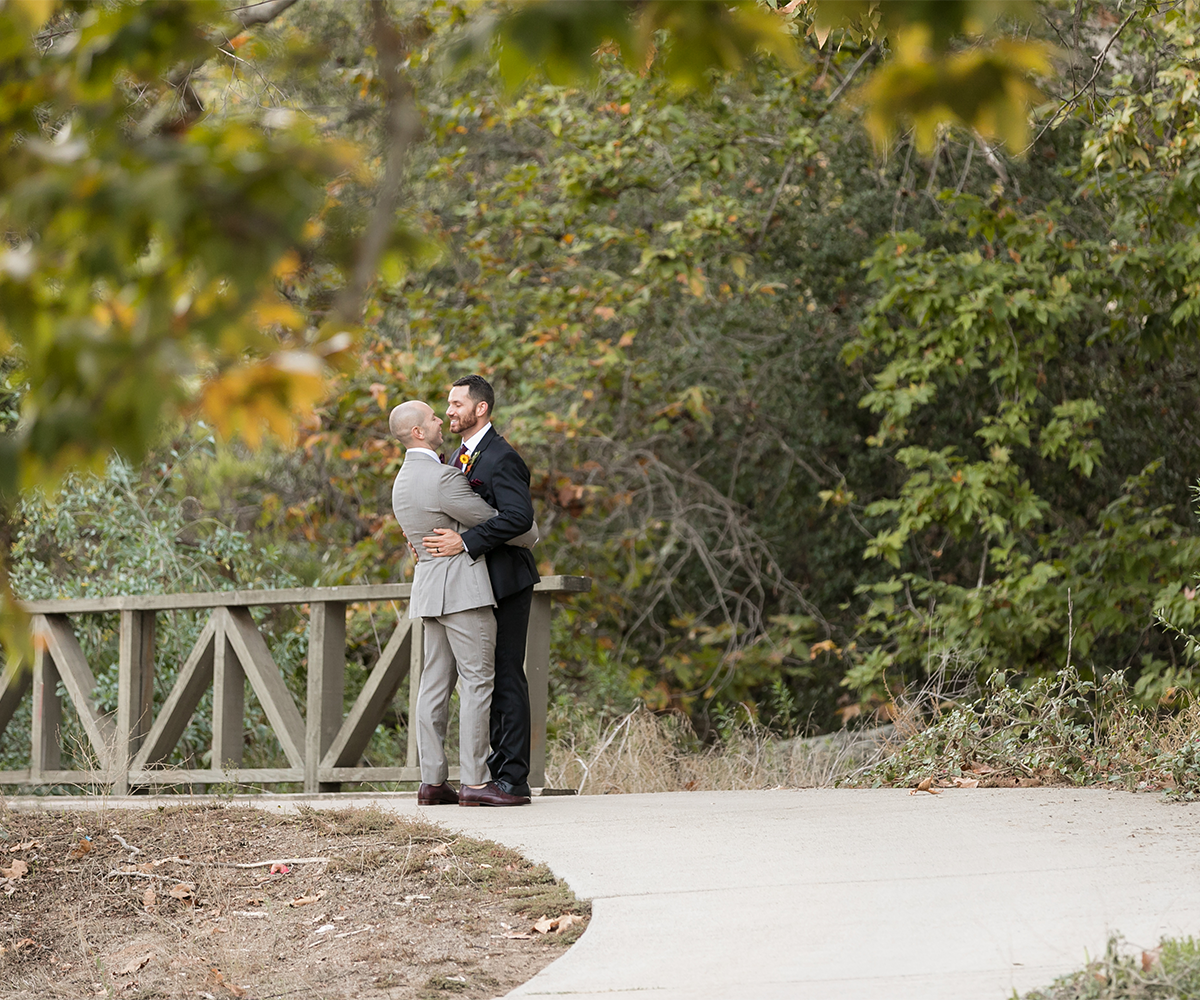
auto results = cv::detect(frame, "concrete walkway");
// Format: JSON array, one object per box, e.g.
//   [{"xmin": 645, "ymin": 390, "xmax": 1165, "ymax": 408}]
[
  {"xmin": 376, "ymin": 787, "xmax": 1200, "ymax": 1000},
  {"xmin": 15, "ymin": 787, "xmax": 1200, "ymax": 997}
]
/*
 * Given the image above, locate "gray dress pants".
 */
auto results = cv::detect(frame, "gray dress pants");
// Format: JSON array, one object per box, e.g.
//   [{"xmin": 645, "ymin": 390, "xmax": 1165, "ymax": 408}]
[{"xmin": 416, "ymin": 606, "xmax": 496, "ymax": 786}]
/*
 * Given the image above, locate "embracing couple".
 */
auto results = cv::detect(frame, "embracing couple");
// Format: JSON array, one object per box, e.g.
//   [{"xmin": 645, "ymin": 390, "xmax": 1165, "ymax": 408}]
[{"xmin": 388, "ymin": 375, "xmax": 539, "ymax": 808}]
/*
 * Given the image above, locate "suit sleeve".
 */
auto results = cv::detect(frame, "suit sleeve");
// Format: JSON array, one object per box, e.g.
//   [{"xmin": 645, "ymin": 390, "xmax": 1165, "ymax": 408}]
[
  {"xmin": 437, "ymin": 469, "xmax": 500, "ymax": 531},
  {"xmin": 461, "ymin": 449, "xmax": 535, "ymax": 559}
]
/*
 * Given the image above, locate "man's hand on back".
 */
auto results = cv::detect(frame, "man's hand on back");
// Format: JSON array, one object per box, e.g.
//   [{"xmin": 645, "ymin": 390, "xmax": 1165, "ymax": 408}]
[{"xmin": 423, "ymin": 528, "xmax": 464, "ymax": 558}]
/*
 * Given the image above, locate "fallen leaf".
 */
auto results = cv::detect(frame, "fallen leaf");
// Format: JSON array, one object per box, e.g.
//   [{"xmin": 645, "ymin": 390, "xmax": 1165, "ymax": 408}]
[
  {"xmin": 15, "ymin": 938, "xmax": 35, "ymax": 952},
  {"xmin": 532, "ymin": 913, "xmax": 583, "ymax": 934},
  {"xmin": 142, "ymin": 886, "xmax": 157, "ymax": 914},
  {"xmin": 909, "ymin": 777, "xmax": 941, "ymax": 796},
  {"xmin": 429, "ymin": 844, "xmax": 449, "ymax": 857},
  {"xmin": 1, "ymin": 859, "xmax": 29, "ymax": 880},
  {"xmin": 1142, "ymin": 948, "xmax": 1161, "ymax": 972},
  {"xmin": 268, "ymin": 863, "xmax": 290, "ymax": 875},
  {"xmin": 289, "ymin": 894, "xmax": 321, "ymax": 907},
  {"xmin": 67, "ymin": 838, "xmax": 93, "ymax": 860},
  {"xmin": 951, "ymin": 777, "xmax": 980, "ymax": 788},
  {"xmin": 167, "ymin": 882, "xmax": 195, "ymax": 903},
  {"xmin": 114, "ymin": 953, "xmax": 153, "ymax": 976},
  {"xmin": 9, "ymin": 840, "xmax": 40, "ymax": 852},
  {"xmin": 477, "ymin": 863, "xmax": 493, "ymax": 869}
]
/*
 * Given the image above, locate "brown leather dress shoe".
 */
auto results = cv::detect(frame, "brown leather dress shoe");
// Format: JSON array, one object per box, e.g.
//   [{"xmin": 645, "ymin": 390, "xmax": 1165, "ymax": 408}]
[
  {"xmin": 417, "ymin": 781, "xmax": 459, "ymax": 805},
  {"xmin": 458, "ymin": 781, "xmax": 531, "ymax": 807}
]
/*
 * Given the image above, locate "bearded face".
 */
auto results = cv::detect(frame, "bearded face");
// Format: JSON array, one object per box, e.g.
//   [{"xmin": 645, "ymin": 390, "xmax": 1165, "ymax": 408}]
[{"xmin": 447, "ymin": 385, "xmax": 483, "ymax": 436}]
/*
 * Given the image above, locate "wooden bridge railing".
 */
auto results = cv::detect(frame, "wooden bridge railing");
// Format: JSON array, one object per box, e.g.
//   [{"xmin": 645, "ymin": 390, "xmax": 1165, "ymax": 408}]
[{"xmin": 0, "ymin": 576, "xmax": 590, "ymax": 795}]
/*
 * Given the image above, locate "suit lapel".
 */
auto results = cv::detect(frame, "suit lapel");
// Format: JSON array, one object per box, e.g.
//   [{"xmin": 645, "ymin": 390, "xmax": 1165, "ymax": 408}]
[{"xmin": 465, "ymin": 426, "xmax": 498, "ymax": 474}]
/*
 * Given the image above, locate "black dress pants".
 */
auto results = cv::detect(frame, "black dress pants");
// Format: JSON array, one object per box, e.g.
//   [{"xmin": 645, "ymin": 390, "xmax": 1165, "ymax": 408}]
[{"xmin": 486, "ymin": 584, "xmax": 534, "ymax": 791}]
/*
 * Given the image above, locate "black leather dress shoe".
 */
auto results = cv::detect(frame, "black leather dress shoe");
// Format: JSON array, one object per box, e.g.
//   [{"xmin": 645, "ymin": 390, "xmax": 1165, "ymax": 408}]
[
  {"xmin": 495, "ymin": 779, "xmax": 532, "ymax": 798},
  {"xmin": 458, "ymin": 781, "xmax": 531, "ymax": 807},
  {"xmin": 417, "ymin": 781, "xmax": 459, "ymax": 805}
]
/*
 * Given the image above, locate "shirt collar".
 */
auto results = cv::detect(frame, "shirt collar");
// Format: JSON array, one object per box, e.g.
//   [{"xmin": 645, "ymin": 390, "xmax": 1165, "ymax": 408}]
[
  {"xmin": 406, "ymin": 447, "xmax": 441, "ymax": 461},
  {"xmin": 462, "ymin": 422, "xmax": 492, "ymax": 455}
]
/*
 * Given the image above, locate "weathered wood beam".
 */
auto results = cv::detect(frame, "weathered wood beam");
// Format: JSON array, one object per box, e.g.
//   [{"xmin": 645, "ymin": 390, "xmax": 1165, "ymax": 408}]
[
  {"xmin": 321, "ymin": 615, "xmax": 412, "ymax": 771},
  {"xmin": 30, "ymin": 630, "xmax": 62, "ymax": 778},
  {"xmin": 17, "ymin": 577, "xmax": 586, "ymax": 615},
  {"xmin": 20, "ymin": 584, "xmax": 412, "ymax": 615},
  {"xmin": 115, "ymin": 610, "xmax": 155, "ymax": 794},
  {"xmin": 132, "ymin": 615, "xmax": 217, "ymax": 769},
  {"xmin": 127, "ymin": 767, "xmax": 303, "ymax": 785},
  {"xmin": 305, "ymin": 601, "xmax": 346, "ymax": 793},
  {"xmin": 524, "ymin": 593, "xmax": 553, "ymax": 789},
  {"xmin": 319, "ymin": 765, "xmax": 433, "ymax": 783},
  {"xmin": 220, "ymin": 607, "xmax": 305, "ymax": 768},
  {"xmin": 0, "ymin": 656, "xmax": 30, "ymax": 743},
  {"xmin": 212, "ymin": 625, "xmax": 244, "ymax": 770},
  {"xmin": 406, "ymin": 619, "xmax": 423, "ymax": 769},
  {"xmin": 38, "ymin": 614, "xmax": 116, "ymax": 771}
]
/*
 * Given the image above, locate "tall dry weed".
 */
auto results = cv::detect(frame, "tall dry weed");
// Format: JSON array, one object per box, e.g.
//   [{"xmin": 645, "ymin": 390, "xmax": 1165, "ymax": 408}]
[{"xmin": 545, "ymin": 706, "xmax": 887, "ymax": 793}]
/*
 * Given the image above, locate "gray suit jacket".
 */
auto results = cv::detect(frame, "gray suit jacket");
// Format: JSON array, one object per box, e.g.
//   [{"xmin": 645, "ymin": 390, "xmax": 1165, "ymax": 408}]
[{"xmin": 392, "ymin": 451, "xmax": 536, "ymax": 619}]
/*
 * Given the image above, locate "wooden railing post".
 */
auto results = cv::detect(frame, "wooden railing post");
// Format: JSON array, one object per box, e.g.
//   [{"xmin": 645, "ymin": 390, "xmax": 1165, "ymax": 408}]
[
  {"xmin": 524, "ymin": 592, "xmax": 553, "ymax": 788},
  {"xmin": 405, "ymin": 619, "xmax": 423, "ymax": 774},
  {"xmin": 211, "ymin": 614, "xmax": 244, "ymax": 773},
  {"xmin": 306, "ymin": 601, "xmax": 346, "ymax": 793},
  {"xmin": 30, "ymin": 620, "xmax": 62, "ymax": 780},
  {"xmin": 116, "ymin": 610, "xmax": 155, "ymax": 794}
]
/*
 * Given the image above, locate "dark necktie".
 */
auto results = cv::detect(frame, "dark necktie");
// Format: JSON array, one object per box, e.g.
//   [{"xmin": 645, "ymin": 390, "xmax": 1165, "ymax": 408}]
[{"xmin": 451, "ymin": 444, "xmax": 468, "ymax": 472}]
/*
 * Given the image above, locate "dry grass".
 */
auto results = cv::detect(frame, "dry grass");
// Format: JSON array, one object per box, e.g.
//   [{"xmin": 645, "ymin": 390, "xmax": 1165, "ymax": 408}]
[
  {"xmin": 859, "ymin": 668, "xmax": 1200, "ymax": 793},
  {"xmin": 0, "ymin": 803, "xmax": 588, "ymax": 1000},
  {"xmin": 545, "ymin": 669, "xmax": 1200, "ymax": 796},
  {"xmin": 545, "ymin": 705, "xmax": 884, "ymax": 793}
]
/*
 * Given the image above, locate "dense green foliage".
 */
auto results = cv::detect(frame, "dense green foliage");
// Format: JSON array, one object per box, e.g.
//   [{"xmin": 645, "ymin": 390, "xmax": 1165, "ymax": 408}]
[{"xmin": 6, "ymin": 0, "xmax": 1200, "ymax": 761}]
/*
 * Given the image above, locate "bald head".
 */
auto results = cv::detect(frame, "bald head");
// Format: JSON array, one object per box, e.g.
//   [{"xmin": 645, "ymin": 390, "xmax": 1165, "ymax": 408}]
[{"xmin": 390, "ymin": 400, "xmax": 443, "ymax": 451}]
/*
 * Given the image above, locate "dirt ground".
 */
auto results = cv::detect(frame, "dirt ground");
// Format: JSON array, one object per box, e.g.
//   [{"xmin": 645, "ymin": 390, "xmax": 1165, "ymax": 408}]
[{"xmin": 0, "ymin": 803, "xmax": 589, "ymax": 1000}]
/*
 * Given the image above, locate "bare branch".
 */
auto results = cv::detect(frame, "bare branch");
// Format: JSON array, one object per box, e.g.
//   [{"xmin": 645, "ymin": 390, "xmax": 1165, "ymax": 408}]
[
  {"xmin": 823, "ymin": 42, "xmax": 878, "ymax": 110},
  {"xmin": 1024, "ymin": 5, "xmax": 1141, "ymax": 152},
  {"xmin": 972, "ymin": 131, "xmax": 1011, "ymax": 192},
  {"xmin": 755, "ymin": 155, "xmax": 794, "ymax": 247},
  {"xmin": 228, "ymin": 0, "xmax": 301, "ymax": 30},
  {"xmin": 148, "ymin": 0, "xmax": 300, "ymax": 134},
  {"xmin": 331, "ymin": 2, "xmax": 423, "ymax": 324}
]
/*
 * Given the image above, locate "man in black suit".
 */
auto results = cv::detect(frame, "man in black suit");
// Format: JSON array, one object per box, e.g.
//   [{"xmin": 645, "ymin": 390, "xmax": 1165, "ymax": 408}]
[{"xmin": 421, "ymin": 375, "xmax": 540, "ymax": 798}]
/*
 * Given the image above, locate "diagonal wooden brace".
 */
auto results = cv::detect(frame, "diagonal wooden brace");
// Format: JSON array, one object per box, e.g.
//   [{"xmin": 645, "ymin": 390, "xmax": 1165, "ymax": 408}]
[
  {"xmin": 34, "ymin": 614, "xmax": 116, "ymax": 772},
  {"xmin": 220, "ymin": 607, "xmax": 306, "ymax": 769},
  {"xmin": 321, "ymin": 615, "xmax": 413, "ymax": 773}
]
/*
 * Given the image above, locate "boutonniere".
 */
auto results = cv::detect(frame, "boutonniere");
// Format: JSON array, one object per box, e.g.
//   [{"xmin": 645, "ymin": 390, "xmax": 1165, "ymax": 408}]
[{"xmin": 462, "ymin": 451, "xmax": 479, "ymax": 476}]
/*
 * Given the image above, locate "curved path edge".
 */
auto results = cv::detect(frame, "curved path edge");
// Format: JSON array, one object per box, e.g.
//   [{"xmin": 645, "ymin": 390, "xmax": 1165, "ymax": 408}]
[{"xmin": 9, "ymin": 788, "xmax": 1200, "ymax": 998}]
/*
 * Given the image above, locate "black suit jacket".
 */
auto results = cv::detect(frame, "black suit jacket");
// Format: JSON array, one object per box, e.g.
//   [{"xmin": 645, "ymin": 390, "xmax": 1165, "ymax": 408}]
[{"xmin": 460, "ymin": 427, "xmax": 541, "ymax": 601}]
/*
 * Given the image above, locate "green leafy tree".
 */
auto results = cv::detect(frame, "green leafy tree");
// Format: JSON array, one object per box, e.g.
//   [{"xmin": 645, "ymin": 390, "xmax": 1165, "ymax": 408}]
[{"xmin": 841, "ymin": 4, "xmax": 1200, "ymax": 706}]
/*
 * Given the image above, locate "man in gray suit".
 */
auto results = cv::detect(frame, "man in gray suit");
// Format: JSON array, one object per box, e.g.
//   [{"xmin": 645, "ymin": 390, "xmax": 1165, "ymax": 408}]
[{"xmin": 389, "ymin": 400, "xmax": 533, "ymax": 807}]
